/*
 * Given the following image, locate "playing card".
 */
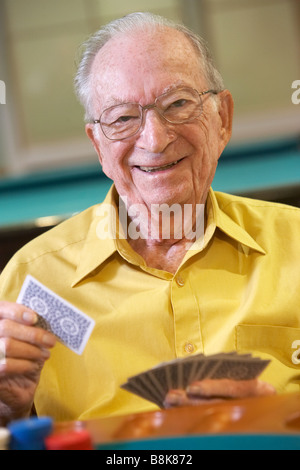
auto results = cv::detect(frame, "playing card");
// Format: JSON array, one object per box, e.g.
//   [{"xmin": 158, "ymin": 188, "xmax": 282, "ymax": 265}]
[
  {"xmin": 165, "ymin": 356, "xmax": 198, "ymax": 390},
  {"xmin": 207, "ymin": 354, "xmax": 270, "ymax": 381},
  {"xmin": 17, "ymin": 275, "xmax": 95, "ymax": 355},
  {"xmin": 121, "ymin": 370, "xmax": 165, "ymax": 407},
  {"xmin": 159, "ymin": 359, "xmax": 181, "ymax": 391},
  {"xmin": 189, "ymin": 355, "xmax": 220, "ymax": 382},
  {"xmin": 147, "ymin": 364, "xmax": 172, "ymax": 400},
  {"xmin": 121, "ymin": 377, "xmax": 163, "ymax": 408}
]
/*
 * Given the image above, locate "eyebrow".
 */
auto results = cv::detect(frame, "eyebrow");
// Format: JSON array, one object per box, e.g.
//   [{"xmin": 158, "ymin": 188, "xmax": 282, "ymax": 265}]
[
  {"xmin": 160, "ymin": 80, "xmax": 190, "ymax": 95},
  {"xmin": 102, "ymin": 97, "xmax": 125, "ymax": 107},
  {"xmin": 101, "ymin": 81, "xmax": 193, "ymax": 109}
]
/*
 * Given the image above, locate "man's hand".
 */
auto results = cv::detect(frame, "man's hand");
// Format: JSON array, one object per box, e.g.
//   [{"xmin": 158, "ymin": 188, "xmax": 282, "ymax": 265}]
[
  {"xmin": 164, "ymin": 378, "xmax": 276, "ymax": 408},
  {"xmin": 0, "ymin": 301, "xmax": 56, "ymax": 425}
]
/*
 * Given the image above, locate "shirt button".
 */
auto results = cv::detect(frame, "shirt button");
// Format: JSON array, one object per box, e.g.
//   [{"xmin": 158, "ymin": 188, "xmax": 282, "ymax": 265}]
[
  {"xmin": 184, "ymin": 342, "xmax": 195, "ymax": 354},
  {"xmin": 176, "ymin": 275, "xmax": 185, "ymax": 287}
]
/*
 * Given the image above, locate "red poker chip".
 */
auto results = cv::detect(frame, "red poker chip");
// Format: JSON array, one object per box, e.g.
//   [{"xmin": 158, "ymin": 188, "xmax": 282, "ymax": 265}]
[{"xmin": 45, "ymin": 429, "xmax": 93, "ymax": 450}]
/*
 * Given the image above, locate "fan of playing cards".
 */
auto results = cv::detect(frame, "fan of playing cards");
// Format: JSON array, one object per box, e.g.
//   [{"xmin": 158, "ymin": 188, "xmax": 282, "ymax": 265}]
[{"xmin": 121, "ymin": 352, "xmax": 270, "ymax": 408}]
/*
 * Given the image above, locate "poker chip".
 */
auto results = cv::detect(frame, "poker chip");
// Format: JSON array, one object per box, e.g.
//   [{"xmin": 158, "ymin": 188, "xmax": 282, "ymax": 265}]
[
  {"xmin": 8, "ymin": 416, "xmax": 53, "ymax": 450},
  {"xmin": 45, "ymin": 429, "xmax": 93, "ymax": 450}
]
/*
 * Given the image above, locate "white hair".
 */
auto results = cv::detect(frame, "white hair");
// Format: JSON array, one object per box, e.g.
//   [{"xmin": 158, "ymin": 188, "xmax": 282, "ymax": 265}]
[{"xmin": 74, "ymin": 12, "xmax": 224, "ymax": 121}]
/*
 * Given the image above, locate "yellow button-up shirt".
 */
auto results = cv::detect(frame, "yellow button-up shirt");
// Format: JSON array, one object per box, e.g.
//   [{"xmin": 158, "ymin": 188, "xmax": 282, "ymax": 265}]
[{"xmin": 1, "ymin": 186, "xmax": 300, "ymax": 421}]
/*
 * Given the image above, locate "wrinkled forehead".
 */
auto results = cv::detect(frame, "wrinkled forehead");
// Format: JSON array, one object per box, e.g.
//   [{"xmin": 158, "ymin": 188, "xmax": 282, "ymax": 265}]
[
  {"xmin": 94, "ymin": 27, "xmax": 200, "ymax": 72},
  {"xmin": 89, "ymin": 27, "xmax": 207, "ymax": 108}
]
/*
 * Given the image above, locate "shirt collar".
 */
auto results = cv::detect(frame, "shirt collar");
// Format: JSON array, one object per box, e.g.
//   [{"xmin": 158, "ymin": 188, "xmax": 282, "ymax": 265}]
[
  {"xmin": 207, "ymin": 188, "xmax": 266, "ymax": 255},
  {"xmin": 72, "ymin": 186, "xmax": 119, "ymax": 287},
  {"xmin": 72, "ymin": 186, "xmax": 265, "ymax": 286}
]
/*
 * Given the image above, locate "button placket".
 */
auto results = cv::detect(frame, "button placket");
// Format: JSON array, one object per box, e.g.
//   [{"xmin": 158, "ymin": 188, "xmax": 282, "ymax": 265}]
[{"xmin": 171, "ymin": 272, "xmax": 203, "ymax": 357}]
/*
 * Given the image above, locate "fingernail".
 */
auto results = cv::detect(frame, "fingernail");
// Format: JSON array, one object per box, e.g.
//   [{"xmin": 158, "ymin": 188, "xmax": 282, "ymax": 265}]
[
  {"xmin": 41, "ymin": 348, "xmax": 51, "ymax": 359},
  {"xmin": 186, "ymin": 382, "xmax": 204, "ymax": 396},
  {"xmin": 164, "ymin": 390, "xmax": 186, "ymax": 406},
  {"xmin": 42, "ymin": 334, "xmax": 56, "ymax": 347},
  {"xmin": 22, "ymin": 311, "xmax": 38, "ymax": 324}
]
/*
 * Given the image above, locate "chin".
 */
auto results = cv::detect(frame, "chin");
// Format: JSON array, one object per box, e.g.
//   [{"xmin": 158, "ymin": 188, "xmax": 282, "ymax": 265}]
[{"xmin": 146, "ymin": 192, "xmax": 189, "ymax": 208}]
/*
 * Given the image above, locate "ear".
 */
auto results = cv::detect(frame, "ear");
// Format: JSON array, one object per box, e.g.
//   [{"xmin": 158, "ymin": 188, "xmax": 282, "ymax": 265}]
[
  {"xmin": 217, "ymin": 90, "xmax": 234, "ymax": 155},
  {"xmin": 85, "ymin": 124, "xmax": 103, "ymax": 166}
]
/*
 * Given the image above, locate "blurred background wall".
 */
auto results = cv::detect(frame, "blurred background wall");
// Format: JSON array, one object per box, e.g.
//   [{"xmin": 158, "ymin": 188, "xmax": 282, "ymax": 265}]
[{"xmin": 0, "ymin": 0, "xmax": 299, "ymax": 176}]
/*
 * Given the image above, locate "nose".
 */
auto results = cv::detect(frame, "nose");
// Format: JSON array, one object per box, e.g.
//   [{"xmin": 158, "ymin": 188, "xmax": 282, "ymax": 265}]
[{"xmin": 135, "ymin": 109, "xmax": 177, "ymax": 153}]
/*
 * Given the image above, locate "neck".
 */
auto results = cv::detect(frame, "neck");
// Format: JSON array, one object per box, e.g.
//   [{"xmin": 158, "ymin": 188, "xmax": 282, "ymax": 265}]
[{"xmin": 120, "ymin": 198, "xmax": 206, "ymax": 273}]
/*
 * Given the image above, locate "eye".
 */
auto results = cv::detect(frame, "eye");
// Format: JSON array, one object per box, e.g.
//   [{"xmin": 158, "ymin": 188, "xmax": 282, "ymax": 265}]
[
  {"xmin": 116, "ymin": 115, "xmax": 134, "ymax": 123},
  {"xmin": 169, "ymin": 99, "xmax": 187, "ymax": 108},
  {"xmin": 102, "ymin": 104, "xmax": 141, "ymax": 127}
]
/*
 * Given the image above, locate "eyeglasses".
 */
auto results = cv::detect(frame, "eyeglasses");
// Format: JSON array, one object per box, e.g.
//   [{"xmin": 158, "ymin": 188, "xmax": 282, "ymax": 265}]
[{"xmin": 92, "ymin": 87, "xmax": 218, "ymax": 141}]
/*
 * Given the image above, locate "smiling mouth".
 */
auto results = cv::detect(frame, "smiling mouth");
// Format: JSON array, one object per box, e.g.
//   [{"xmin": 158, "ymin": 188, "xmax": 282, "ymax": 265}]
[{"xmin": 136, "ymin": 158, "xmax": 184, "ymax": 173}]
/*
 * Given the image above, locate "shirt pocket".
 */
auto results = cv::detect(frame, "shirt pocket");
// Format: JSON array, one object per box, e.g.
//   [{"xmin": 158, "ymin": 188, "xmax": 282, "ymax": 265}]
[{"xmin": 236, "ymin": 324, "xmax": 300, "ymax": 393}]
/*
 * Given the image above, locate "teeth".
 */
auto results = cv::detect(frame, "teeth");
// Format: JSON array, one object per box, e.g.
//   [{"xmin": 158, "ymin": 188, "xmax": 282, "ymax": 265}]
[{"xmin": 139, "ymin": 160, "xmax": 180, "ymax": 173}]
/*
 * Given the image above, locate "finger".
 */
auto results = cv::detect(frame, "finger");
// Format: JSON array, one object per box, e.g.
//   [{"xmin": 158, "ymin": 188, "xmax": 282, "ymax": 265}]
[
  {"xmin": 164, "ymin": 389, "xmax": 190, "ymax": 408},
  {"xmin": 0, "ymin": 337, "xmax": 51, "ymax": 361},
  {"xmin": 164, "ymin": 389, "xmax": 222, "ymax": 408},
  {"xmin": 0, "ymin": 301, "xmax": 38, "ymax": 325},
  {"xmin": 187, "ymin": 378, "xmax": 276, "ymax": 399},
  {"xmin": 252, "ymin": 380, "xmax": 276, "ymax": 396},
  {"xmin": 0, "ymin": 319, "xmax": 56, "ymax": 349},
  {"xmin": 0, "ymin": 357, "xmax": 45, "ymax": 377}
]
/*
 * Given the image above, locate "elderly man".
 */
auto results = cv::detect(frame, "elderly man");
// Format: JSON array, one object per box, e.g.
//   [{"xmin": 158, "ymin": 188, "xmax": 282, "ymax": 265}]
[{"xmin": 0, "ymin": 12, "xmax": 299, "ymax": 425}]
